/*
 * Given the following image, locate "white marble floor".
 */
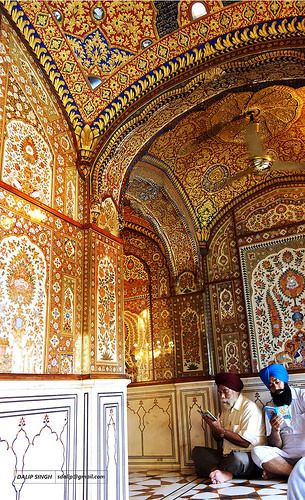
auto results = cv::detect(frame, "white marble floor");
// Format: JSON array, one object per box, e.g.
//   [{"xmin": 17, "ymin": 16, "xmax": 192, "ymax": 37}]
[{"xmin": 129, "ymin": 470, "xmax": 288, "ymax": 499}]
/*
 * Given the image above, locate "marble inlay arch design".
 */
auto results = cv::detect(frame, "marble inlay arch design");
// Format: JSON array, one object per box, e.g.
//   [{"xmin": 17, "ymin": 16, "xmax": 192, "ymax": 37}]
[
  {"xmin": 0, "ymin": 235, "xmax": 47, "ymax": 373},
  {"xmin": 127, "ymin": 177, "xmax": 197, "ymax": 279},
  {"xmin": 123, "ymin": 228, "xmax": 171, "ymax": 300}
]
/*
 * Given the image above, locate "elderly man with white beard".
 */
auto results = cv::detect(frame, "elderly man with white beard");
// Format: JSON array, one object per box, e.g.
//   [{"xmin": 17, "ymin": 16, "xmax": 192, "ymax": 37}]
[{"xmin": 192, "ymin": 372, "xmax": 265, "ymax": 484}]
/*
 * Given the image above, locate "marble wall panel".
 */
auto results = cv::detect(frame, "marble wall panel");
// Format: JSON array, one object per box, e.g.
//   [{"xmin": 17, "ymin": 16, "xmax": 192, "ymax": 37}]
[{"xmin": 0, "ymin": 378, "xmax": 129, "ymax": 500}]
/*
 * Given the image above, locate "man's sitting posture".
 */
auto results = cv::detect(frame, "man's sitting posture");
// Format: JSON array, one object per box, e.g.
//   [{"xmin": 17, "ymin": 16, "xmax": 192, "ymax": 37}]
[
  {"xmin": 192, "ymin": 372, "xmax": 265, "ymax": 484},
  {"xmin": 252, "ymin": 363, "xmax": 305, "ymax": 480}
]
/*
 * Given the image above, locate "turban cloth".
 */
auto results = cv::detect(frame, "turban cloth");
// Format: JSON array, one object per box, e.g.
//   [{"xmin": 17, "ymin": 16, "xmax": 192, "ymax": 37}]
[
  {"xmin": 259, "ymin": 364, "xmax": 289, "ymax": 388},
  {"xmin": 215, "ymin": 372, "xmax": 244, "ymax": 392}
]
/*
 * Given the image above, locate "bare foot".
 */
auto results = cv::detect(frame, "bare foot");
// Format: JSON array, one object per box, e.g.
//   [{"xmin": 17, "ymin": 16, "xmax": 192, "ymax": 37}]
[
  {"xmin": 209, "ymin": 469, "xmax": 233, "ymax": 484},
  {"xmin": 262, "ymin": 469, "xmax": 279, "ymax": 480}
]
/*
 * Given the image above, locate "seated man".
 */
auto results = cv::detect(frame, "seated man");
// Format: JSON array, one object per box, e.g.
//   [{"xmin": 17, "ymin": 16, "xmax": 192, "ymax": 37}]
[
  {"xmin": 192, "ymin": 372, "xmax": 265, "ymax": 484},
  {"xmin": 252, "ymin": 363, "xmax": 305, "ymax": 479}
]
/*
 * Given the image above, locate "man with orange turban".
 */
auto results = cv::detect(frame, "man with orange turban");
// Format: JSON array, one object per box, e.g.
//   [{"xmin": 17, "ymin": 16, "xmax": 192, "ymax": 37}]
[{"xmin": 192, "ymin": 372, "xmax": 266, "ymax": 484}]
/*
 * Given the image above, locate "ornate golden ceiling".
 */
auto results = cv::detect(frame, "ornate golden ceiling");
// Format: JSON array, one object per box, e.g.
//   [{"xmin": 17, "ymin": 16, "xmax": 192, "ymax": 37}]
[
  {"xmin": 2, "ymin": 0, "xmax": 305, "ymax": 266},
  {"xmin": 145, "ymin": 85, "xmax": 305, "ymax": 225},
  {"xmin": 2, "ymin": 0, "xmax": 305, "ymax": 134}
]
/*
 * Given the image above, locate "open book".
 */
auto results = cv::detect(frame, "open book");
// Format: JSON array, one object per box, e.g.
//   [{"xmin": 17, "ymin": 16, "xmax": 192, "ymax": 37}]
[
  {"xmin": 265, "ymin": 405, "xmax": 291, "ymax": 421},
  {"xmin": 197, "ymin": 409, "xmax": 217, "ymax": 421}
]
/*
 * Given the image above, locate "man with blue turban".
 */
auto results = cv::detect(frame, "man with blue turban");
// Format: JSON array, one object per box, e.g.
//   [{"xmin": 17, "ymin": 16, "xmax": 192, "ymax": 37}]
[{"xmin": 251, "ymin": 363, "xmax": 305, "ymax": 479}]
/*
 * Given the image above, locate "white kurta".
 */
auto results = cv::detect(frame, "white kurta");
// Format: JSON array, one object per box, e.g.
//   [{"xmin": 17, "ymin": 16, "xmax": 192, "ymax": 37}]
[
  {"xmin": 221, "ymin": 393, "xmax": 266, "ymax": 455},
  {"xmin": 288, "ymin": 456, "xmax": 305, "ymax": 500},
  {"xmin": 252, "ymin": 387, "xmax": 305, "ymax": 467}
]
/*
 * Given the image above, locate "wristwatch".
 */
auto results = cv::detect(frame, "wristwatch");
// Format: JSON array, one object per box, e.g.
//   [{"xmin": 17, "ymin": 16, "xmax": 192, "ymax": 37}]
[{"xmin": 219, "ymin": 431, "xmax": 225, "ymax": 438}]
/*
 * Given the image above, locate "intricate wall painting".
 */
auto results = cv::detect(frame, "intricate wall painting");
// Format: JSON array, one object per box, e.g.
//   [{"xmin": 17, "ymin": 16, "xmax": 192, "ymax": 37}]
[
  {"xmin": 0, "ymin": 235, "xmax": 47, "ymax": 373},
  {"xmin": 173, "ymin": 293, "xmax": 207, "ymax": 376},
  {"xmin": 176, "ymin": 272, "xmax": 197, "ymax": 294},
  {"xmin": 123, "ymin": 228, "xmax": 171, "ymax": 299},
  {"xmin": 209, "ymin": 280, "xmax": 251, "ymax": 374},
  {"xmin": 240, "ymin": 235, "xmax": 305, "ymax": 371},
  {"xmin": 90, "ymin": 230, "xmax": 124, "ymax": 374},
  {"xmin": 98, "ymin": 197, "xmax": 120, "ymax": 236},
  {"xmin": 126, "ymin": 177, "xmax": 197, "ymax": 279},
  {"xmin": 123, "ymin": 249, "xmax": 175, "ymax": 382},
  {"xmin": 151, "ymin": 298, "xmax": 176, "ymax": 381},
  {"xmin": 207, "ymin": 209, "xmax": 258, "ymax": 374},
  {"xmin": 207, "ymin": 215, "xmax": 240, "ymax": 282},
  {"xmin": 5, "ymin": 0, "xmax": 305, "ymax": 135},
  {"xmin": 3, "ymin": 120, "xmax": 53, "ymax": 204},
  {"xmin": 65, "ymin": 168, "xmax": 78, "ymax": 220},
  {"xmin": 97, "ymin": 256, "xmax": 117, "ymax": 362},
  {"xmin": 235, "ymin": 186, "xmax": 305, "ymax": 237},
  {"xmin": 124, "ymin": 254, "xmax": 152, "ymax": 382},
  {"xmin": 0, "ymin": 187, "xmax": 84, "ymax": 374},
  {"xmin": 123, "ymin": 229, "xmax": 177, "ymax": 381},
  {"xmin": 0, "ymin": 18, "xmax": 84, "ymax": 223}
]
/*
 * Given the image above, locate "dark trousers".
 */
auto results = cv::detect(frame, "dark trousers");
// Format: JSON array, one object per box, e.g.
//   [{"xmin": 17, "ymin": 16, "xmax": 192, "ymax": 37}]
[{"xmin": 192, "ymin": 446, "xmax": 260, "ymax": 478}]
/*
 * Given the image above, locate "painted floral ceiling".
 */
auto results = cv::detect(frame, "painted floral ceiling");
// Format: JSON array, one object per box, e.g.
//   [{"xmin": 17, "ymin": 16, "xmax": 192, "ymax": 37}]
[{"xmin": 2, "ymin": 0, "xmax": 305, "ymax": 260}]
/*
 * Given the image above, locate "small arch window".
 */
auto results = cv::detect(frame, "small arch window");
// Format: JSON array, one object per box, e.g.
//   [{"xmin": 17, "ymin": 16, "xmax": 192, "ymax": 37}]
[
  {"xmin": 88, "ymin": 76, "xmax": 102, "ymax": 90},
  {"xmin": 92, "ymin": 6, "xmax": 104, "ymax": 21},
  {"xmin": 191, "ymin": 2, "xmax": 207, "ymax": 20},
  {"xmin": 141, "ymin": 39, "xmax": 153, "ymax": 50},
  {"xmin": 53, "ymin": 10, "xmax": 62, "ymax": 22}
]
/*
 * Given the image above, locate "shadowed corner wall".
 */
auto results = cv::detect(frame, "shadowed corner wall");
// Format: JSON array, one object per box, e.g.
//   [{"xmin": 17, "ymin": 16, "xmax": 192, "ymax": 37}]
[{"xmin": 123, "ymin": 226, "xmax": 208, "ymax": 382}]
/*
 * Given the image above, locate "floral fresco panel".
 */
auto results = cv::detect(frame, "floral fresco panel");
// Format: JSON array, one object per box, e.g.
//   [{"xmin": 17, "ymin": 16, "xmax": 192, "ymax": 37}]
[{"xmin": 240, "ymin": 235, "xmax": 305, "ymax": 371}]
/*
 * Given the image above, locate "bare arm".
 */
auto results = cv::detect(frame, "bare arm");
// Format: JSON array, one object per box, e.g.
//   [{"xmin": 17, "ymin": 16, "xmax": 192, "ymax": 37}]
[
  {"xmin": 267, "ymin": 414, "xmax": 283, "ymax": 448},
  {"xmin": 203, "ymin": 415, "xmax": 251, "ymax": 448}
]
